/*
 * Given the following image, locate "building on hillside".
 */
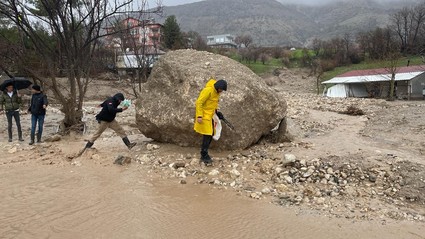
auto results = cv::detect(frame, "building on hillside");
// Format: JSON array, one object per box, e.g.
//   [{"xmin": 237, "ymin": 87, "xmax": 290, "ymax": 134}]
[
  {"xmin": 322, "ymin": 65, "xmax": 425, "ymax": 100},
  {"xmin": 207, "ymin": 34, "xmax": 237, "ymax": 48},
  {"xmin": 103, "ymin": 17, "xmax": 163, "ymax": 64}
]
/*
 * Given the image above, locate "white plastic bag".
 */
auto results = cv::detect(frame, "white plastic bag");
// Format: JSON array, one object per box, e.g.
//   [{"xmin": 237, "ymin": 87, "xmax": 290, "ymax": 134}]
[
  {"xmin": 121, "ymin": 99, "xmax": 132, "ymax": 107},
  {"xmin": 212, "ymin": 113, "xmax": 222, "ymax": 141}
]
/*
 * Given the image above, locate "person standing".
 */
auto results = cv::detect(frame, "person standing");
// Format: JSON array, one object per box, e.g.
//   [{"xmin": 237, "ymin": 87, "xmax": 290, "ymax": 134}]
[
  {"xmin": 84, "ymin": 93, "xmax": 136, "ymax": 150},
  {"xmin": 194, "ymin": 78, "xmax": 227, "ymax": 165},
  {"xmin": 28, "ymin": 84, "xmax": 48, "ymax": 145},
  {"xmin": 0, "ymin": 83, "xmax": 24, "ymax": 142}
]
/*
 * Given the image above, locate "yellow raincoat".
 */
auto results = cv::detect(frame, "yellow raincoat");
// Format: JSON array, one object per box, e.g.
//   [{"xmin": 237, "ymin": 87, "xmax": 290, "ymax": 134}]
[{"xmin": 194, "ymin": 79, "xmax": 220, "ymax": 136}]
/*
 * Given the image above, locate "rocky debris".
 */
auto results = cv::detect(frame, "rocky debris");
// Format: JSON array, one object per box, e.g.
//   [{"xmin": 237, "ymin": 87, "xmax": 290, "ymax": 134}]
[
  {"xmin": 136, "ymin": 49, "xmax": 287, "ymax": 149},
  {"xmin": 133, "ymin": 145, "xmax": 425, "ymax": 222},
  {"xmin": 339, "ymin": 105, "xmax": 365, "ymax": 116},
  {"xmin": 114, "ymin": 155, "xmax": 132, "ymax": 165},
  {"xmin": 44, "ymin": 134, "xmax": 62, "ymax": 142}
]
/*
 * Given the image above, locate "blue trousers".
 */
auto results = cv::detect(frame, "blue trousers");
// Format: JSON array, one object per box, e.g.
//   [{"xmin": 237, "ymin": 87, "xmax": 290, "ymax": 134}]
[{"xmin": 31, "ymin": 114, "xmax": 45, "ymax": 138}]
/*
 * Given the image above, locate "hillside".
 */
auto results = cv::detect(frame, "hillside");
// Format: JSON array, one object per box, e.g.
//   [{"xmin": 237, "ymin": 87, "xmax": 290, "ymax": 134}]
[{"xmin": 160, "ymin": 0, "xmax": 414, "ymax": 46}]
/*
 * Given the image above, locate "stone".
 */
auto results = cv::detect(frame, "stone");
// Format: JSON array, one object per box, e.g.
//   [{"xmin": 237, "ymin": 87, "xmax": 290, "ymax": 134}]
[
  {"xmin": 302, "ymin": 168, "xmax": 315, "ymax": 178},
  {"xmin": 282, "ymin": 154, "xmax": 296, "ymax": 166},
  {"xmin": 44, "ymin": 135, "xmax": 61, "ymax": 142},
  {"xmin": 230, "ymin": 169, "xmax": 241, "ymax": 177},
  {"xmin": 114, "ymin": 155, "xmax": 131, "ymax": 165},
  {"xmin": 369, "ymin": 174, "xmax": 377, "ymax": 183},
  {"xmin": 8, "ymin": 147, "xmax": 17, "ymax": 154},
  {"xmin": 135, "ymin": 49, "xmax": 286, "ymax": 150},
  {"xmin": 262, "ymin": 187, "xmax": 271, "ymax": 194},
  {"xmin": 71, "ymin": 161, "xmax": 82, "ymax": 166},
  {"xmin": 209, "ymin": 169, "xmax": 220, "ymax": 176},
  {"xmin": 146, "ymin": 143, "xmax": 160, "ymax": 151},
  {"xmin": 173, "ymin": 161, "xmax": 186, "ymax": 169},
  {"xmin": 284, "ymin": 176, "xmax": 293, "ymax": 184}
]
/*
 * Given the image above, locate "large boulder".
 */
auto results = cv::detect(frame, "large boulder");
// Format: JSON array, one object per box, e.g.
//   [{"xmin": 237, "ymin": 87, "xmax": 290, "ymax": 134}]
[{"xmin": 135, "ymin": 49, "xmax": 286, "ymax": 150}]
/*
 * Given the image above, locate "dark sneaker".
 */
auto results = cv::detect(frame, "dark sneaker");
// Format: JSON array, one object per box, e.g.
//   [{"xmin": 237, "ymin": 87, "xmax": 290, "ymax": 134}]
[
  {"xmin": 29, "ymin": 141, "xmax": 34, "ymax": 145},
  {"xmin": 8, "ymin": 139, "xmax": 12, "ymax": 142},
  {"xmin": 200, "ymin": 156, "xmax": 213, "ymax": 166},
  {"xmin": 19, "ymin": 138, "xmax": 24, "ymax": 142},
  {"xmin": 127, "ymin": 142, "xmax": 137, "ymax": 150}
]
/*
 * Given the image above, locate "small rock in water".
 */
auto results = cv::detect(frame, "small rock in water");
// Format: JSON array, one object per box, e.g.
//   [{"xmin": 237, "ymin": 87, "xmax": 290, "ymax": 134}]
[{"xmin": 114, "ymin": 155, "xmax": 132, "ymax": 165}]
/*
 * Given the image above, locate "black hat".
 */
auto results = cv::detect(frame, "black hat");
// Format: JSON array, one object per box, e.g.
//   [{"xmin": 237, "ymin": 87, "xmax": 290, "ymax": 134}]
[
  {"xmin": 214, "ymin": 79, "xmax": 227, "ymax": 91},
  {"xmin": 113, "ymin": 93, "xmax": 125, "ymax": 101},
  {"xmin": 32, "ymin": 85, "xmax": 41, "ymax": 91}
]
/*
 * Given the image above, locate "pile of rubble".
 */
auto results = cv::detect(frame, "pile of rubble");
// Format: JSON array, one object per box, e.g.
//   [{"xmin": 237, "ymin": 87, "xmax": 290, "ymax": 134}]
[{"xmin": 133, "ymin": 143, "xmax": 425, "ymax": 222}]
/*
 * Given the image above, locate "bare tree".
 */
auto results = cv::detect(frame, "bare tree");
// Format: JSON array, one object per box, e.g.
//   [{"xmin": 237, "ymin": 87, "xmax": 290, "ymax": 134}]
[
  {"xmin": 235, "ymin": 34, "xmax": 253, "ymax": 48},
  {"xmin": 0, "ymin": 0, "xmax": 162, "ymax": 131},
  {"xmin": 385, "ymin": 50, "xmax": 402, "ymax": 101},
  {"xmin": 259, "ymin": 53, "xmax": 269, "ymax": 65},
  {"xmin": 311, "ymin": 38, "xmax": 322, "ymax": 57},
  {"xmin": 271, "ymin": 46, "xmax": 282, "ymax": 59},
  {"xmin": 342, "ymin": 33, "xmax": 351, "ymax": 63},
  {"xmin": 391, "ymin": 3, "xmax": 425, "ymax": 54}
]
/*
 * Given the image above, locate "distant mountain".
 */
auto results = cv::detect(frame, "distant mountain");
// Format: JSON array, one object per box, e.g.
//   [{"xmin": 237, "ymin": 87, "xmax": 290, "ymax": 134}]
[{"xmin": 160, "ymin": 0, "xmax": 414, "ymax": 46}]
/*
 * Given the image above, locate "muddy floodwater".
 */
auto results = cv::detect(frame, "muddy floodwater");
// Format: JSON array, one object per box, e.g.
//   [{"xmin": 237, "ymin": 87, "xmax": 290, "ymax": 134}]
[{"xmin": 1, "ymin": 163, "xmax": 423, "ymax": 239}]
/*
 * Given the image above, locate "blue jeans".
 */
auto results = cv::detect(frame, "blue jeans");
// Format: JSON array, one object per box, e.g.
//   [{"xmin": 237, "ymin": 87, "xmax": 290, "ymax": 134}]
[{"xmin": 31, "ymin": 114, "xmax": 45, "ymax": 138}]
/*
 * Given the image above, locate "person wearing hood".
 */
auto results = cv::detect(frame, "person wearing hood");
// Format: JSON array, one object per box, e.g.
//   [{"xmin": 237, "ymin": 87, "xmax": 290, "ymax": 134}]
[
  {"xmin": 194, "ymin": 78, "xmax": 227, "ymax": 165},
  {"xmin": 0, "ymin": 83, "xmax": 24, "ymax": 142},
  {"xmin": 85, "ymin": 93, "xmax": 136, "ymax": 150},
  {"xmin": 28, "ymin": 84, "xmax": 48, "ymax": 145}
]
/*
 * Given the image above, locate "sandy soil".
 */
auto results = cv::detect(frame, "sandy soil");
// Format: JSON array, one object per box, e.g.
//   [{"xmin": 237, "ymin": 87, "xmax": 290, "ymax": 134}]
[{"xmin": 1, "ymin": 69, "xmax": 425, "ymax": 238}]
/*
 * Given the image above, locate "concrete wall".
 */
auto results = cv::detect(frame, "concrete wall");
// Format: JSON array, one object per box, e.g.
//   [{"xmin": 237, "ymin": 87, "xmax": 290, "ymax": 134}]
[{"xmin": 410, "ymin": 74, "xmax": 425, "ymax": 99}]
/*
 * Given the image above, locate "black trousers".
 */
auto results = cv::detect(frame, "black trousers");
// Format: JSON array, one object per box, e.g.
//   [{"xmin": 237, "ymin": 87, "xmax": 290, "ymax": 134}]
[
  {"xmin": 201, "ymin": 135, "xmax": 213, "ymax": 155},
  {"xmin": 6, "ymin": 110, "xmax": 22, "ymax": 140},
  {"xmin": 200, "ymin": 119, "xmax": 214, "ymax": 156}
]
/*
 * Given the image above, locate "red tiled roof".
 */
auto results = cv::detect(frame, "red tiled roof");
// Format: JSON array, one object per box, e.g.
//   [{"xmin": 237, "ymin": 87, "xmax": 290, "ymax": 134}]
[{"xmin": 338, "ymin": 65, "xmax": 425, "ymax": 77}]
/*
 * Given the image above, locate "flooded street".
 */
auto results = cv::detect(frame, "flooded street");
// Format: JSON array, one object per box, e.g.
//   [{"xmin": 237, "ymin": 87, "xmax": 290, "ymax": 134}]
[{"xmin": 1, "ymin": 163, "xmax": 423, "ymax": 239}]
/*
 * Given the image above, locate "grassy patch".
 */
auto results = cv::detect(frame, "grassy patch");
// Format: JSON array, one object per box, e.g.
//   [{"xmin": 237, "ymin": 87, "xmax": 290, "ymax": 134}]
[
  {"xmin": 229, "ymin": 56, "xmax": 283, "ymax": 75},
  {"xmin": 245, "ymin": 61, "xmax": 280, "ymax": 75}
]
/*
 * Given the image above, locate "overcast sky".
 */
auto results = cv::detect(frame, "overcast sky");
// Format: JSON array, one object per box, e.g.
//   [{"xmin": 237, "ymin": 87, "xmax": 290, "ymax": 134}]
[{"xmin": 147, "ymin": 0, "xmax": 401, "ymax": 7}]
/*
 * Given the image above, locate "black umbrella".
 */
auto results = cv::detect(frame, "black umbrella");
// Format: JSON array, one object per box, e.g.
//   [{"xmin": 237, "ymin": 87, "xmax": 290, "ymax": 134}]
[{"xmin": 0, "ymin": 77, "xmax": 32, "ymax": 91}]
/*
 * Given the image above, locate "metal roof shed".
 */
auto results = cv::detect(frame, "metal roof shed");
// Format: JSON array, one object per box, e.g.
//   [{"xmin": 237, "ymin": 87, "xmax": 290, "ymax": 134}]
[{"xmin": 322, "ymin": 65, "xmax": 425, "ymax": 99}]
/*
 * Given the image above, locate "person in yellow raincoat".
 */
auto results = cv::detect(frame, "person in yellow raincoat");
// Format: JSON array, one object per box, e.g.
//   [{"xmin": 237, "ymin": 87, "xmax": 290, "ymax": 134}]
[{"xmin": 194, "ymin": 78, "xmax": 227, "ymax": 165}]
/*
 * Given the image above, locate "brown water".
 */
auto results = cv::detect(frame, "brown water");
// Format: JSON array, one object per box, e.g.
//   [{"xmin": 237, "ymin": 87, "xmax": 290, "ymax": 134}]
[{"xmin": 0, "ymin": 164, "xmax": 424, "ymax": 239}]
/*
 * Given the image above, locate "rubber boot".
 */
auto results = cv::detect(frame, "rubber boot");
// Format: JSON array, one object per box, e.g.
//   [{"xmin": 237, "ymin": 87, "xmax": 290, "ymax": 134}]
[
  {"xmin": 29, "ymin": 133, "xmax": 35, "ymax": 145},
  {"xmin": 200, "ymin": 135, "xmax": 213, "ymax": 165},
  {"xmin": 36, "ymin": 133, "xmax": 42, "ymax": 143},
  {"xmin": 122, "ymin": 137, "xmax": 136, "ymax": 150},
  {"xmin": 200, "ymin": 150, "xmax": 213, "ymax": 166},
  {"xmin": 8, "ymin": 128, "xmax": 12, "ymax": 142},
  {"xmin": 85, "ymin": 141, "xmax": 94, "ymax": 149}
]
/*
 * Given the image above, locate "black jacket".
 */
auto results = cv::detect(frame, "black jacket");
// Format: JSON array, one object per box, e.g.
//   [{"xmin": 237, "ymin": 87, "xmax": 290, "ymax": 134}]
[
  {"xmin": 29, "ymin": 93, "xmax": 48, "ymax": 115},
  {"xmin": 95, "ymin": 93, "xmax": 124, "ymax": 122}
]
